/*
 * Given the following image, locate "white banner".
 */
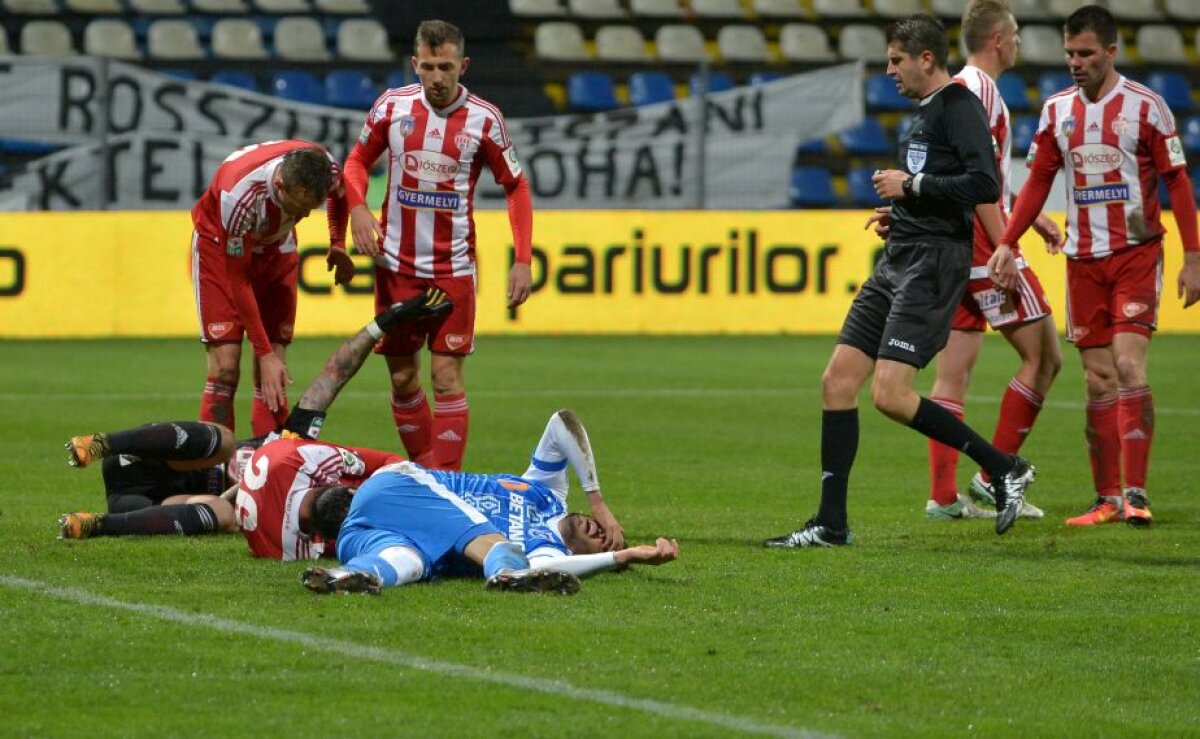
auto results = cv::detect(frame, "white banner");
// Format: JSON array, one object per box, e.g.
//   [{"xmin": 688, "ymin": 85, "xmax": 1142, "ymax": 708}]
[{"xmin": 0, "ymin": 57, "xmax": 864, "ymax": 210}]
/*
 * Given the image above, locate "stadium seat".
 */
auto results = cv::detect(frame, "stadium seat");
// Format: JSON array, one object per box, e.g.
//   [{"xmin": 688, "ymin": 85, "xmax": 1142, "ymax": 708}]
[
  {"xmin": 510, "ymin": 0, "xmax": 567, "ymax": 16},
  {"xmin": 865, "ymin": 73, "xmax": 911, "ymax": 111},
  {"xmin": 0, "ymin": 137, "xmax": 61, "ymax": 155},
  {"xmin": 65, "ymin": 0, "xmax": 121, "ymax": 12},
  {"xmin": 595, "ymin": 25, "xmax": 650, "ymax": 62},
  {"xmin": 796, "ymin": 136, "xmax": 828, "ymax": 154},
  {"xmin": 385, "ymin": 70, "xmax": 412, "ymax": 89},
  {"xmin": 1145, "ymin": 70, "xmax": 1192, "ymax": 111},
  {"xmin": 896, "ymin": 114, "xmax": 914, "ymax": 142},
  {"xmin": 272, "ymin": 71, "xmax": 324, "ymax": 105},
  {"xmin": 128, "ymin": 0, "xmax": 185, "ymax": 12},
  {"xmin": 748, "ymin": 71, "xmax": 785, "ymax": 85},
  {"xmin": 314, "ymin": 0, "xmax": 368, "ymax": 12},
  {"xmin": 1047, "ymin": 0, "xmax": 1089, "ymax": 18},
  {"xmin": 325, "ymin": 70, "xmax": 378, "ymax": 109},
  {"xmin": 996, "ymin": 72, "xmax": 1031, "ymax": 111},
  {"xmin": 336, "ymin": 19, "xmax": 392, "ymax": 61},
  {"xmin": 1036, "ymin": 71, "xmax": 1074, "ymax": 103},
  {"xmin": 1164, "ymin": 0, "xmax": 1200, "ymax": 21},
  {"xmin": 211, "ymin": 70, "xmax": 260, "ymax": 92},
  {"xmin": 3, "ymin": 0, "xmax": 58, "ymax": 13},
  {"xmin": 691, "ymin": 0, "xmax": 744, "ymax": 17},
  {"xmin": 534, "ymin": 22, "xmax": 589, "ymax": 60},
  {"xmin": 212, "ymin": 19, "xmax": 268, "ymax": 59},
  {"xmin": 1018, "ymin": 26, "xmax": 1062, "ymax": 65},
  {"xmin": 628, "ymin": 71, "xmax": 675, "ymax": 105},
  {"xmin": 847, "ymin": 166, "xmax": 881, "ymax": 206},
  {"xmin": 753, "ymin": 0, "xmax": 802, "ymax": 18},
  {"xmin": 255, "ymin": 0, "xmax": 310, "ymax": 11},
  {"xmin": 789, "ymin": 166, "xmax": 839, "ymax": 207},
  {"xmin": 160, "ymin": 68, "xmax": 198, "ymax": 81},
  {"xmin": 717, "ymin": 25, "xmax": 769, "ymax": 62},
  {"xmin": 655, "ymin": 24, "xmax": 710, "ymax": 62},
  {"xmin": 838, "ymin": 118, "xmax": 892, "ymax": 155},
  {"xmin": 629, "ymin": 0, "xmax": 682, "ymax": 16},
  {"xmin": 192, "ymin": 0, "xmax": 249, "ymax": 11},
  {"xmin": 1120, "ymin": 0, "xmax": 1165, "ymax": 21},
  {"xmin": 147, "ymin": 20, "xmax": 204, "ymax": 60},
  {"xmin": 1136, "ymin": 26, "xmax": 1187, "ymax": 65},
  {"xmin": 275, "ymin": 16, "xmax": 329, "ymax": 61},
  {"xmin": 1012, "ymin": 115, "xmax": 1037, "ymax": 155},
  {"xmin": 567, "ymin": 71, "xmax": 618, "ymax": 111},
  {"xmin": 83, "ymin": 19, "xmax": 141, "ymax": 60},
  {"xmin": 929, "ymin": 0, "xmax": 968, "ymax": 18},
  {"xmin": 568, "ymin": 0, "xmax": 627, "ymax": 18},
  {"xmin": 1008, "ymin": 0, "xmax": 1053, "ymax": 19},
  {"xmin": 1183, "ymin": 116, "xmax": 1200, "ymax": 153},
  {"xmin": 838, "ymin": 24, "xmax": 887, "ymax": 62},
  {"xmin": 20, "ymin": 20, "xmax": 74, "ymax": 56},
  {"xmin": 873, "ymin": 0, "xmax": 922, "ymax": 18},
  {"xmin": 690, "ymin": 71, "xmax": 733, "ymax": 95},
  {"xmin": 779, "ymin": 23, "xmax": 836, "ymax": 62},
  {"xmin": 813, "ymin": 0, "xmax": 867, "ymax": 17}
]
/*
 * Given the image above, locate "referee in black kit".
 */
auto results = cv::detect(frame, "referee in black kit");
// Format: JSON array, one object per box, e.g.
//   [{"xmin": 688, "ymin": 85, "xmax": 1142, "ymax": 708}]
[{"xmin": 766, "ymin": 13, "xmax": 1036, "ymax": 548}]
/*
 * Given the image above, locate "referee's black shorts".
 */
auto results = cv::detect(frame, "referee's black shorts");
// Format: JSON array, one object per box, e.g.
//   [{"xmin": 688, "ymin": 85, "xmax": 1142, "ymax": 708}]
[{"xmin": 837, "ymin": 239, "xmax": 971, "ymax": 368}]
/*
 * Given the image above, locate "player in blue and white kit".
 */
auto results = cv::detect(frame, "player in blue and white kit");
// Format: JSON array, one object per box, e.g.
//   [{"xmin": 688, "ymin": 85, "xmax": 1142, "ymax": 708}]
[{"xmin": 300, "ymin": 410, "xmax": 679, "ymax": 595}]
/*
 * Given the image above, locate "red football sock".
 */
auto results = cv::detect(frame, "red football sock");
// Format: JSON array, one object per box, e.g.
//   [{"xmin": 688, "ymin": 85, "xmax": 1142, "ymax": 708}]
[
  {"xmin": 1118, "ymin": 386, "xmax": 1154, "ymax": 490},
  {"xmin": 391, "ymin": 389, "xmax": 433, "ymax": 465},
  {"xmin": 927, "ymin": 396, "xmax": 964, "ymax": 506},
  {"xmin": 252, "ymin": 385, "xmax": 289, "ymax": 438},
  {"xmin": 200, "ymin": 378, "xmax": 236, "ymax": 434},
  {"xmin": 1085, "ymin": 396, "xmax": 1122, "ymax": 495},
  {"xmin": 432, "ymin": 393, "xmax": 469, "ymax": 471},
  {"xmin": 982, "ymin": 378, "xmax": 1044, "ymax": 483}
]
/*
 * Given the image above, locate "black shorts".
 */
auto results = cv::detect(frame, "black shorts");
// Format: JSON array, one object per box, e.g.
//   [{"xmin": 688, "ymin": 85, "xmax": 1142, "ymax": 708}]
[
  {"xmin": 837, "ymin": 240, "xmax": 971, "ymax": 368},
  {"xmin": 102, "ymin": 456, "xmax": 226, "ymax": 513}
]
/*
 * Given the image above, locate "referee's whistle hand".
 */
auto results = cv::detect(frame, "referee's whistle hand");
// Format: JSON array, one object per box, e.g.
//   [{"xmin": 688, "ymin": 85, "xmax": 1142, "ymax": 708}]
[{"xmin": 872, "ymin": 170, "xmax": 907, "ymax": 200}]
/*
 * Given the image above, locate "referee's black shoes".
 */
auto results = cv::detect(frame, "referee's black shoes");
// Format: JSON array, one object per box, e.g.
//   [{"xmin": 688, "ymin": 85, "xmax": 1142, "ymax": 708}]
[
  {"xmin": 993, "ymin": 456, "xmax": 1036, "ymax": 536},
  {"xmin": 763, "ymin": 517, "xmax": 851, "ymax": 548}
]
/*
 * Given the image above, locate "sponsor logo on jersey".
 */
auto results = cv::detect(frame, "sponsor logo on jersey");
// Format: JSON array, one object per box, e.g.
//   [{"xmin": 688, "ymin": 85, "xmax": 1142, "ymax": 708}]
[
  {"xmin": 1025, "ymin": 141, "xmax": 1038, "ymax": 167},
  {"xmin": 1111, "ymin": 114, "xmax": 1129, "ymax": 136},
  {"xmin": 1072, "ymin": 182, "xmax": 1130, "ymax": 205},
  {"xmin": 399, "ymin": 115, "xmax": 416, "ymax": 136},
  {"xmin": 1061, "ymin": 117, "xmax": 1076, "ymax": 137},
  {"xmin": 403, "ymin": 150, "xmax": 461, "ymax": 183},
  {"xmin": 208, "ymin": 321, "xmax": 234, "ymax": 339},
  {"xmin": 1166, "ymin": 135, "xmax": 1187, "ymax": 168},
  {"xmin": 1087, "ymin": 121, "xmax": 1100, "ymax": 133},
  {"xmin": 454, "ymin": 132, "xmax": 476, "ymax": 153},
  {"xmin": 429, "ymin": 127, "xmax": 442, "ymax": 139},
  {"xmin": 395, "ymin": 186, "xmax": 461, "ymax": 211},
  {"xmin": 973, "ymin": 288, "xmax": 1018, "ymax": 326},
  {"xmin": 886, "ymin": 337, "xmax": 915, "ymax": 352},
  {"xmin": 444, "ymin": 333, "xmax": 468, "ymax": 350},
  {"xmin": 1069, "ymin": 144, "xmax": 1123, "ymax": 175},
  {"xmin": 358, "ymin": 123, "xmax": 371, "ymax": 145},
  {"xmin": 1122, "ymin": 301, "xmax": 1148, "ymax": 317},
  {"xmin": 499, "ymin": 479, "xmax": 530, "ymax": 492},
  {"xmin": 507, "ymin": 491, "xmax": 526, "ymax": 544},
  {"xmin": 226, "ymin": 236, "xmax": 244, "ymax": 257},
  {"xmin": 279, "ymin": 323, "xmax": 294, "ymax": 341},
  {"xmin": 905, "ymin": 141, "xmax": 928, "ymax": 173},
  {"xmin": 338, "ymin": 448, "xmax": 366, "ymax": 476},
  {"xmin": 502, "ymin": 146, "xmax": 522, "ymax": 177}
]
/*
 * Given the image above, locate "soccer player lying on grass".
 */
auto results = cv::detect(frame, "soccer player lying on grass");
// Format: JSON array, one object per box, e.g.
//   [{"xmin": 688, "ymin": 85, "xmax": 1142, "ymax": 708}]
[
  {"xmin": 299, "ymin": 410, "xmax": 678, "ymax": 596},
  {"xmin": 56, "ymin": 289, "xmax": 453, "ymax": 541}
]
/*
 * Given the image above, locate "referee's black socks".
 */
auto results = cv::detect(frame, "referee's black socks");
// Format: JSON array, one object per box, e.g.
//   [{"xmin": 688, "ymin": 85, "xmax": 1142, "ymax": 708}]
[
  {"xmin": 816, "ymin": 409, "xmax": 858, "ymax": 531},
  {"xmin": 908, "ymin": 397, "xmax": 1011, "ymax": 479}
]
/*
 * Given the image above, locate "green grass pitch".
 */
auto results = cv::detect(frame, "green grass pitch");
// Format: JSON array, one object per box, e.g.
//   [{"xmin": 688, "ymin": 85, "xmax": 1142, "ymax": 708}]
[{"xmin": 1, "ymin": 335, "xmax": 1197, "ymax": 738}]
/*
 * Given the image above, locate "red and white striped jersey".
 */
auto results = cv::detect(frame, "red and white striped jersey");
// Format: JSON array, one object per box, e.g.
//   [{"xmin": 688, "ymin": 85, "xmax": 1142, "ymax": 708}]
[
  {"xmin": 1027, "ymin": 76, "xmax": 1187, "ymax": 259},
  {"xmin": 348, "ymin": 84, "xmax": 524, "ymax": 278},
  {"xmin": 191, "ymin": 139, "xmax": 346, "ymax": 257},
  {"xmin": 954, "ymin": 65, "xmax": 1013, "ymax": 265},
  {"xmin": 235, "ymin": 438, "xmax": 402, "ymax": 561}
]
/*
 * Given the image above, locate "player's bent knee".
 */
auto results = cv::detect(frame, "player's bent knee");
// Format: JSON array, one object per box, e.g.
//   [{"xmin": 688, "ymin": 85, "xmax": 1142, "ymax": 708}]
[
  {"xmin": 376, "ymin": 546, "xmax": 424, "ymax": 586},
  {"xmin": 194, "ymin": 496, "xmax": 238, "ymax": 533}
]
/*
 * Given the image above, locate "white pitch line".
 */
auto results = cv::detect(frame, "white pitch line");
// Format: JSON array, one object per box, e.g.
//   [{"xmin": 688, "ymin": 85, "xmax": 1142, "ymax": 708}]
[{"xmin": 0, "ymin": 575, "xmax": 833, "ymax": 739}]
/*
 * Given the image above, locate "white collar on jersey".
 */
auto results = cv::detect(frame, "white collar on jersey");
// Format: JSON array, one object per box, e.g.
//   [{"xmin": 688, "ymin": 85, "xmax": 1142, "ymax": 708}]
[
  {"xmin": 426, "ymin": 84, "xmax": 469, "ymax": 118},
  {"xmin": 1078, "ymin": 74, "xmax": 1125, "ymax": 107},
  {"xmin": 265, "ymin": 160, "xmax": 283, "ymax": 207}
]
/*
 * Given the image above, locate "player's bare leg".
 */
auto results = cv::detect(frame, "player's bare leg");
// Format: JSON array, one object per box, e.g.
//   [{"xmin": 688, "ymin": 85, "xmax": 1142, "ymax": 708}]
[
  {"xmin": 430, "ymin": 353, "xmax": 469, "ymax": 470},
  {"xmin": 1071, "ymin": 346, "xmax": 1125, "ymax": 526},
  {"xmin": 386, "ymin": 353, "xmax": 433, "ymax": 465},
  {"xmin": 251, "ymin": 343, "xmax": 289, "ymax": 437},
  {"xmin": 202, "ymin": 342, "xmax": 241, "ymax": 433}
]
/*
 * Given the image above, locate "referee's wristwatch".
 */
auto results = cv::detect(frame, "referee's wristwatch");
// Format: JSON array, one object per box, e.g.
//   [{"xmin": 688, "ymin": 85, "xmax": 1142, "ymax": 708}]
[{"xmin": 901, "ymin": 175, "xmax": 915, "ymax": 197}]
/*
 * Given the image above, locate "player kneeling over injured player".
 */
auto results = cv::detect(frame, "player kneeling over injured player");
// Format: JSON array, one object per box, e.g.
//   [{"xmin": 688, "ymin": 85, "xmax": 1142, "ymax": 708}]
[{"xmin": 300, "ymin": 410, "xmax": 679, "ymax": 596}]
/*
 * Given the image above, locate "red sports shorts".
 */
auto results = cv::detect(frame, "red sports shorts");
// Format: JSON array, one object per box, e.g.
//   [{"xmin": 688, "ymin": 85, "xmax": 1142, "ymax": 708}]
[
  {"xmin": 952, "ymin": 257, "xmax": 1053, "ymax": 332},
  {"xmin": 373, "ymin": 268, "xmax": 476, "ymax": 356},
  {"xmin": 1065, "ymin": 242, "xmax": 1162, "ymax": 348},
  {"xmin": 192, "ymin": 232, "xmax": 298, "ymax": 345}
]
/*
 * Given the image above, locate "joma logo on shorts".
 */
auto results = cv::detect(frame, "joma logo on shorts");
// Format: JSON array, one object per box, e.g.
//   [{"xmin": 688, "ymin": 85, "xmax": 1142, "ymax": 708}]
[{"xmin": 887, "ymin": 338, "xmax": 916, "ymax": 352}]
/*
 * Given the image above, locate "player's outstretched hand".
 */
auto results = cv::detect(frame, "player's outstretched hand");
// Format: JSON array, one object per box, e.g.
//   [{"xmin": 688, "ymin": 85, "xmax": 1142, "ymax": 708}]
[
  {"xmin": 326, "ymin": 248, "xmax": 355, "ymax": 286},
  {"xmin": 349, "ymin": 204, "xmax": 383, "ymax": 257},
  {"xmin": 615, "ymin": 537, "xmax": 679, "ymax": 567},
  {"xmin": 257, "ymin": 353, "xmax": 292, "ymax": 413},
  {"xmin": 1179, "ymin": 253, "xmax": 1200, "ymax": 308}
]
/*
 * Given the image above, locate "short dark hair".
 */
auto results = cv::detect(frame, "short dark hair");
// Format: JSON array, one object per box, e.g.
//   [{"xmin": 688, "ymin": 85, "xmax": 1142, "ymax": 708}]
[
  {"xmin": 886, "ymin": 13, "xmax": 949, "ymax": 69},
  {"xmin": 310, "ymin": 485, "xmax": 355, "ymax": 539},
  {"xmin": 1063, "ymin": 4, "xmax": 1117, "ymax": 47},
  {"xmin": 278, "ymin": 148, "xmax": 331, "ymax": 200},
  {"xmin": 414, "ymin": 19, "xmax": 465, "ymax": 56}
]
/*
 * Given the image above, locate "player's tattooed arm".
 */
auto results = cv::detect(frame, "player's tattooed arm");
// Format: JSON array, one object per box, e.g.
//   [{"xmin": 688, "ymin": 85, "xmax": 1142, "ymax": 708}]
[{"xmin": 295, "ymin": 328, "xmax": 377, "ymax": 413}]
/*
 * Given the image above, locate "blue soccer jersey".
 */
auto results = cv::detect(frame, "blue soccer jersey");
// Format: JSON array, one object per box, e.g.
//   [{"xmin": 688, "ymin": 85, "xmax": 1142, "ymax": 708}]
[{"xmin": 423, "ymin": 469, "xmax": 571, "ymax": 557}]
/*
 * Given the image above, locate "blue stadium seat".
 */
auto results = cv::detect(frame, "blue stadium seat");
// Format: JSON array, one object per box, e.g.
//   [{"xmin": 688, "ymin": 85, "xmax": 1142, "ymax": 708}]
[
  {"xmin": 567, "ymin": 71, "xmax": 618, "ymax": 111},
  {"xmin": 689, "ymin": 71, "xmax": 733, "ymax": 95},
  {"xmin": 846, "ymin": 166, "xmax": 880, "ymax": 206},
  {"xmin": 748, "ymin": 71, "xmax": 784, "ymax": 85},
  {"xmin": 628, "ymin": 71, "xmax": 675, "ymax": 106},
  {"xmin": 161, "ymin": 69, "xmax": 198, "ymax": 81},
  {"xmin": 796, "ymin": 137, "xmax": 828, "ymax": 154},
  {"xmin": 1012, "ymin": 115, "xmax": 1038, "ymax": 155},
  {"xmin": 897, "ymin": 114, "xmax": 914, "ymax": 142},
  {"xmin": 1145, "ymin": 70, "xmax": 1192, "ymax": 112},
  {"xmin": 1193, "ymin": 167, "xmax": 1200, "ymax": 204},
  {"xmin": 385, "ymin": 70, "xmax": 413, "ymax": 90},
  {"xmin": 271, "ymin": 71, "xmax": 325, "ymax": 105},
  {"xmin": 0, "ymin": 138, "xmax": 61, "ymax": 156},
  {"xmin": 1184, "ymin": 116, "xmax": 1200, "ymax": 154},
  {"xmin": 865, "ymin": 73, "xmax": 910, "ymax": 111},
  {"xmin": 996, "ymin": 72, "xmax": 1030, "ymax": 111},
  {"xmin": 838, "ymin": 118, "xmax": 892, "ymax": 155},
  {"xmin": 326, "ymin": 70, "xmax": 378, "ymax": 109},
  {"xmin": 789, "ymin": 166, "xmax": 838, "ymax": 207},
  {"xmin": 211, "ymin": 70, "xmax": 259, "ymax": 92},
  {"xmin": 1036, "ymin": 71, "xmax": 1073, "ymax": 103}
]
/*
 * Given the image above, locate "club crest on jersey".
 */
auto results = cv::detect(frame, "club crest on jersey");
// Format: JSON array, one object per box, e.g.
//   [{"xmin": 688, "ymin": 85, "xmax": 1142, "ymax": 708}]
[
  {"xmin": 208, "ymin": 322, "xmax": 233, "ymax": 339},
  {"xmin": 445, "ymin": 333, "xmax": 468, "ymax": 350},
  {"xmin": 226, "ymin": 237, "xmax": 243, "ymax": 257},
  {"xmin": 1166, "ymin": 136, "xmax": 1187, "ymax": 168},
  {"xmin": 905, "ymin": 141, "xmax": 928, "ymax": 173},
  {"xmin": 1122, "ymin": 302, "xmax": 1148, "ymax": 318},
  {"xmin": 358, "ymin": 123, "xmax": 371, "ymax": 145},
  {"xmin": 279, "ymin": 323, "xmax": 294, "ymax": 341},
  {"xmin": 399, "ymin": 115, "xmax": 416, "ymax": 136},
  {"xmin": 1060, "ymin": 117, "xmax": 1076, "ymax": 137},
  {"xmin": 1111, "ymin": 114, "xmax": 1129, "ymax": 136},
  {"xmin": 454, "ymin": 132, "xmax": 475, "ymax": 152}
]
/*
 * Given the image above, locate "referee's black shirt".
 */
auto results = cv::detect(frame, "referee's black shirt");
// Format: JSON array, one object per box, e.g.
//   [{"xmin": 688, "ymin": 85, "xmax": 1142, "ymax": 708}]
[{"xmin": 889, "ymin": 82, "xmax": 999, "ymax": 245}]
